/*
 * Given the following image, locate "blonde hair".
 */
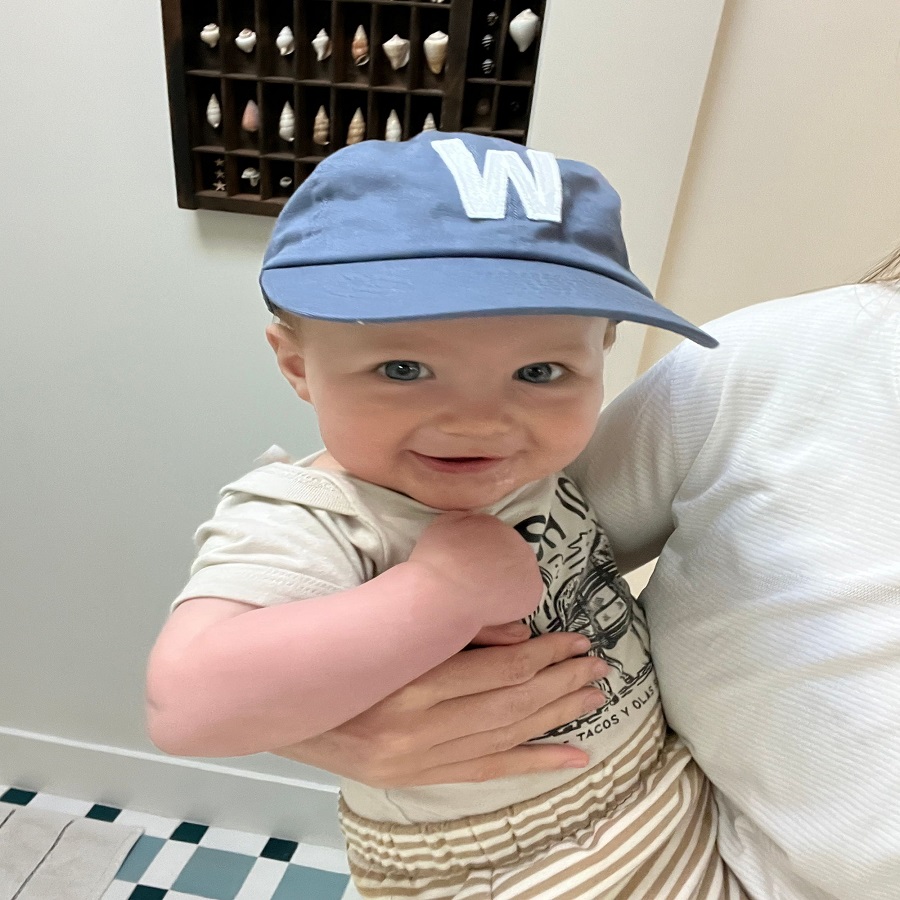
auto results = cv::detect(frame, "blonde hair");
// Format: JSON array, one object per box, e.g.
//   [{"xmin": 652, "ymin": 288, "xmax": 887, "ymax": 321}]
[{"xmin": 861, "ymin": 245, "xmax": 900, "ymax": 284}]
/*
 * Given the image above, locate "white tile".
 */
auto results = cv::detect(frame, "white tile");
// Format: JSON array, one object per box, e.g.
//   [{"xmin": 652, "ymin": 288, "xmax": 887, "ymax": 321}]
[
  {"xmin": 99, "ymin": 880, "xmax": 137, "ymax": 900},
  {"xmin": 136, "ymin": 839, "xmax": 198, "ymax": 889},
  {"xmin": 199, "ymin": 824, "xmax": 269, "ymax": 856},
  {"xmin": 28, "ymin": 793, "xmax": 93, "ymax": 817},
  {"xmin": 114, "ymin": 808, "xmax": 181, "ymax": 838},
  {"xmin": 290, "ymin": 842, "xmax": 350, "ymax": 874},
  {"xmin": 233, "ymin": 857, "xmax": 291, "ymax": 900},
  {"xmin": 342, "ymin": 880, "xmax": 365, "ymax": 900},
  {"xmin": 166, "ymin": 893, "xmax": 220, "ymax": 900}
]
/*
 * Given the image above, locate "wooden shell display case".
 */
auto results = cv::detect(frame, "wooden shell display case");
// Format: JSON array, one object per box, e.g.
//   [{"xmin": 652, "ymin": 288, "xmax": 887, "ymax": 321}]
[{"xmin": 160, "ymin": 0, "xmax": 547, "ymax": 216}]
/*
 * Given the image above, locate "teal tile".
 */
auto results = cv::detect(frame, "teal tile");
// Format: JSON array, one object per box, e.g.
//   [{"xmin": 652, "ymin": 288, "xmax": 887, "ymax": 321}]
[
  {"xmin": 172, "ymin": 847, "xmax": 256, "ymax": 900},
  {"xmin": 171, "ymin": 821, "xmax": 209, "ymax": 843},
  {"xmin": 272, "ymin": 865, "xmax": 349, "ymax": 900},
  {"xmin": 0, "ymin": 788, "xmax": 36, "ymax": 805},
  {"xmin": 115, "ymin": 835, "xmax": 165, "ymax": 882},
  {"xmin": 86, "ymin": 803, "xmax": 121, "ymax": 822},
  {"xmin": 129, "ymin": 889, "xmax": 167, "ymax": 900}
]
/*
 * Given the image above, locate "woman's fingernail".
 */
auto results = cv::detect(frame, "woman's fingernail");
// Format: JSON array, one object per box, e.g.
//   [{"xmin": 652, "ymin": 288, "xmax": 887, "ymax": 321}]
[
  {"xmin": 583, "ymin": 689, "xmax": 606, "ymax": 711},
  {"xmin": 572, "ymin": 636, "xmax": 592, "ymax": 653},
  {"xmin": 591, "ymin": 660, "xmax": 608, "ymax": 678},
  {"xmin": 565, "ymin": 757, "xmax": 589, "ymax": 769}
]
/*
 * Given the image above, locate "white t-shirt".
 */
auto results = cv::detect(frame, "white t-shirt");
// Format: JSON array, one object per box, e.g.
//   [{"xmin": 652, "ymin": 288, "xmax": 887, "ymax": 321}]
[
  {"xmin": 568, "ymin": 283, "xmax": 900, "ymax": 900},
  {"xmin": 174, "ymin": 464, "xmax": 659, "ymax": 823}
]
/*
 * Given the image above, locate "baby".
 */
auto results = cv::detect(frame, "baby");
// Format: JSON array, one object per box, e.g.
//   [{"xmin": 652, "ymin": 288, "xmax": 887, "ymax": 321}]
[{"xmin": 147, "ymin": 133, "xmax": 745, "ymax": 899}]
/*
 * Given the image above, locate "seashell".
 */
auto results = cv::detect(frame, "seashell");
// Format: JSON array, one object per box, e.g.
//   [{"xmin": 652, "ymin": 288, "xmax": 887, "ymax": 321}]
[
  {"xmin": 313, "ymin": 105, "xmax": 330, "ymax": 145},
  {"xmin": 241, "ymin": 167, "xmax": 260, "ymax": 187},
  {"xmin": 481, "ymin": 34, "xmax": 494, "ymax": 51},
  {"xmin": 235, "ymin": 28, "xmax": 257, "ymax": 53},
  {"xmin": 311, "ymin": 28, "xmax": 331, "ymax": 62},
  {"xmin": 351, "ymin": 25, "xmax": 369, "ymax": 66},
  {"xmin": 279, "ymin": 176, "xmax": 293, "ymax": 188},
  {"xmin": 481, "ymin": 58, "xmax": 495, "ymax": 76},
  {"xmin": 206, "ymin": 94, "xmax": 221, "ymax": 129},
  {"xmin": 423, "ymin": 31, "xmax": 448, "ymax": 76},
  {"xmin": 509, "ymin": 9, "xmax": 540, "ymax": 52},
  {"xmin": 279, "ymin": 102, "xmax": 295, "ymax": 142},
  {"xmin": 486, "ymin": 12, "xmax": 500, "ymax": 26},
  {"xmin": 430, "ymin": 0, "xmax": 447, "ymax": 3},
  {"xmin": 241, "ymin": 99, "xmax": 260, "ymax": 132},
  {"xmin": 385, "ymin": 109, "xmax": 402, "ymax": 142},
  {"xmin": 382, "ymin": 34, "xmax": 410, "ymax": 71},
  {"xmin": 421, "ymin": 112, "xmax": 437, "ymax": 132},
  {"xmin": 347, "ymin": 107, "xmax": 366, "ymax": 144},
  {"xmin": 200, "ymin": 23, "xmax": 220, "ymax": 49},
  {"xmin": 276, "ymin": 26, "xmax": 294, "ymax": 56}
]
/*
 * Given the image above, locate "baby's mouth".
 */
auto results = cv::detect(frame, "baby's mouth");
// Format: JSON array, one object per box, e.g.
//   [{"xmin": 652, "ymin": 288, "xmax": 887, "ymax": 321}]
[{"xmin": 410, "ymin": 452, "xmax": 504, "ymax": 473}]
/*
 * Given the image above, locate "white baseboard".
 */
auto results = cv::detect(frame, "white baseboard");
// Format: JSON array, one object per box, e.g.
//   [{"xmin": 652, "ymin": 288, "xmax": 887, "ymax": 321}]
[{"xmin": 0, "ymin": 725, "xmax": 344, "ymax": 848}]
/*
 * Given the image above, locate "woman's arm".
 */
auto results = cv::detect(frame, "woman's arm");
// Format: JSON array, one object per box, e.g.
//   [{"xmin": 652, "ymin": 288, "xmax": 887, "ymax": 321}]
[
  {"xmin": 567, "ymin": 352, "xmax": 687, "ymax": 572},
  {"xmin": 146, "ymin": 514, "xmax": 543, "ymax": 758}
]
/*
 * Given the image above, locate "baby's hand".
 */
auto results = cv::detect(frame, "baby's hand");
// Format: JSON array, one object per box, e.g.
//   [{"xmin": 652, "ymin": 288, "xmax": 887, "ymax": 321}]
[{"xmin": 410, "ymin": 514, "xmax": 543, "ymax": 627}]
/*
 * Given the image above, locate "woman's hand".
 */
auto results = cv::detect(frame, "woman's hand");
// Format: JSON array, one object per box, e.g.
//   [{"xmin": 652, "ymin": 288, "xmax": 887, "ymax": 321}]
[{"xmin": 273, "ymin": 626, "xmax": 607, "ymax": 787}]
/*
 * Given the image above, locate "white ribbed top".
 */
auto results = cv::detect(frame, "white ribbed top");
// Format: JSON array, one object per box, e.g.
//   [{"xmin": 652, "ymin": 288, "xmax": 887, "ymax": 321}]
[{"xmin": 567, "ymin": 284, "xmax": 900, "ymax": 900}]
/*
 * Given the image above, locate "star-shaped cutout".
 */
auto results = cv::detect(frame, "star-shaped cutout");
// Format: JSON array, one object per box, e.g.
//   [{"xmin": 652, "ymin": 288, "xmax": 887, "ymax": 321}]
[
  {"xmin": 213, "ymin": 179, "xmax": 226, "ymax": 191},
  {"xmin": 215, "ymin": 158, "xmax": 225, "ymax": 166}
]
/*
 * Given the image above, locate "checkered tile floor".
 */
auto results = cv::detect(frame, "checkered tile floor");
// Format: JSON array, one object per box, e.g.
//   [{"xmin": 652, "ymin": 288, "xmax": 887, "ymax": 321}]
[{"xmin": 0, "ymin": 786, "xmax": 360, "ymax": 900}]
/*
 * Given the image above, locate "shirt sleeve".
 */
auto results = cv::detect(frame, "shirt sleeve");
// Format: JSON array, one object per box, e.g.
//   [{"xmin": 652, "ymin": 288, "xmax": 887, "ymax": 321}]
[
  {"xmin": 567, "ymin": 326, "xmax": 738, "ymax": 573},
  {"xmin": 170, "ymin": 488, "xmax": 377, "ymax": 613}
]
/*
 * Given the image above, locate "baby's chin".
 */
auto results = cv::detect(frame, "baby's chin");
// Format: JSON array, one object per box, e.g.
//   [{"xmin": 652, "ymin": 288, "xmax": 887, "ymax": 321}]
[{"xmin": 405, "ymin": 476, "xmax": 532, "ymax": 512}]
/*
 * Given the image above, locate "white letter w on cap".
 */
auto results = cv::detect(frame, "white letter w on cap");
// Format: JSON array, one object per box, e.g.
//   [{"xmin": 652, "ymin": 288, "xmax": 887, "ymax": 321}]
[{"xmin": 432, "ymin": 138, "xmax": 562, "ymax": 222}]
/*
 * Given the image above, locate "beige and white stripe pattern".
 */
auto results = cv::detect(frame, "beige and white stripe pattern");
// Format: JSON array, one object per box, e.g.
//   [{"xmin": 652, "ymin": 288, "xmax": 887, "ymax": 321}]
[{"xmin": 340, "ymin": 708, "xmax": 746, "ymax": 899}]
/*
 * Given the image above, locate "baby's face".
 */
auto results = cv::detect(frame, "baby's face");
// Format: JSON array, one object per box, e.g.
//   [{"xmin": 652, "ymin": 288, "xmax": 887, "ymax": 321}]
[{"xmin": 279, "ymin": 314, "xmax": 611, "ymax": 511}]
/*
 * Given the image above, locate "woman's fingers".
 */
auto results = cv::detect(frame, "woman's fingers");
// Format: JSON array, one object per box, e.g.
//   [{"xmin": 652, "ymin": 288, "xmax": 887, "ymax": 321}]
[
  {"xmin": 401, "ymin": 632, "xmax": 594, "ymax": 708},
  {"xmin": 271, "ymin": 633, "xmax": 608, "ymax": 789},
  {"xmin": 415, "ymin": 656, "xmax": 607, "ymax": 747},
  {"xmin": 402, "ymin": 743, "xmax": 592, "ymax": 787},
  {"xmin": 430, "ymin": 684, "xmax": 606, "ymax": 758}
]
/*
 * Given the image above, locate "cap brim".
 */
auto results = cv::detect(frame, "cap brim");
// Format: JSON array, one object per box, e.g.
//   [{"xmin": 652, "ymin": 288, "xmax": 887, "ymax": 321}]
[{"xmin": 260, "ymin": 256, "xmax": 718, "ymax": 348}]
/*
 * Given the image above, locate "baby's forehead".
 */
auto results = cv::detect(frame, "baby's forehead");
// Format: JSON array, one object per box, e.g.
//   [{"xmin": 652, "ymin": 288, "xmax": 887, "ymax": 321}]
[{"xmin": 353, "ymin": 313, "xmax": 607, "ymax": 352}]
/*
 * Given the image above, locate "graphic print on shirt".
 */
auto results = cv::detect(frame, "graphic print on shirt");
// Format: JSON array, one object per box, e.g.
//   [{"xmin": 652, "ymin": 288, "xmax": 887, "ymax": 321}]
[{"xmin": 515, "ymin": 476, "xmax": 656, "ymax": 741}]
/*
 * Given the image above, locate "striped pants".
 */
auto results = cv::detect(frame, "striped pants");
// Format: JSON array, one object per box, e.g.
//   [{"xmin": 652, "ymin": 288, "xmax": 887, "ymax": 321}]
[{"xmin": 340, "ymin": 708, "xmax": 746, "ymax": 899}]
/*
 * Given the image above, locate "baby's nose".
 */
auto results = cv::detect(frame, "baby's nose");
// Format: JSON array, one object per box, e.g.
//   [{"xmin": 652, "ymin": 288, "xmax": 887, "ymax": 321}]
[{"xmin": 435, "ymin": 399, "xmax": 512, "ymax": 438}]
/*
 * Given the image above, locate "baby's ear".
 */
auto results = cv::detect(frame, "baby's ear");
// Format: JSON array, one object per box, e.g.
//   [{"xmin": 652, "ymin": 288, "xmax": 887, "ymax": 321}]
[
  {"xmin": 603, "ymin": 321, "xmax": 618, "ymax": 352},
  {"xmin": 265, "ymin": 323, "xmax": 311, "ymax": 402}
]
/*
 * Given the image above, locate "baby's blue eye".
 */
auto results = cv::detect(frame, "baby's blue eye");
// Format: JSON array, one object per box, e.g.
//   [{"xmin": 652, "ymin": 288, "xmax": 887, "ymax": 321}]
[
  {"xmin": 379, "ymin": 361, "xmax": 430, "ymax": 381},
  {"xmin": 516, "ymin": 363, "xmax": 565, "ymax": 384}
]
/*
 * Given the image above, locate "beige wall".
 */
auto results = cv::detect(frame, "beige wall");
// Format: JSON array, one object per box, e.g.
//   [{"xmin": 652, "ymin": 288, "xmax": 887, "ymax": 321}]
[{"xmin": 641, "ymin": 0, "xmax": 900, "ymax": 367}]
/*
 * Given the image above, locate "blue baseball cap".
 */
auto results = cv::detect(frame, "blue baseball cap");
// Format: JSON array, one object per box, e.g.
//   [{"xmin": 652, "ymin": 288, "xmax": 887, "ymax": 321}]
[{"xmin": 260, "ymin": 132, "xmax": 717, "ymax": 348}]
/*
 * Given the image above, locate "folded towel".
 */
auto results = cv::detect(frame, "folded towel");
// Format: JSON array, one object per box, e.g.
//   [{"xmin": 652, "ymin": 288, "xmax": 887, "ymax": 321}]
[{"xmin": 0, "ymin": 802, "xmax": 143, "ymax": 900}]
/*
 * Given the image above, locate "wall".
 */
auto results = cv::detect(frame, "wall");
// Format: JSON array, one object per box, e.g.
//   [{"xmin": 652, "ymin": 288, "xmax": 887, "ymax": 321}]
[
  {"xmin": 641, "ymin": 0, "xmax": 900, "ymax": 366},
  {"xmin": 1, "ymin": 0, "xmax": 334, "ymax": 841}
]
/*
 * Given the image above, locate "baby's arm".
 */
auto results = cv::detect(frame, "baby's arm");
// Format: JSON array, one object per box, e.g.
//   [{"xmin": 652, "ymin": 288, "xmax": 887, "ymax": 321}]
[{"xmin": 146, "ymin": 513, "xmax": 542, "ymax": 759}]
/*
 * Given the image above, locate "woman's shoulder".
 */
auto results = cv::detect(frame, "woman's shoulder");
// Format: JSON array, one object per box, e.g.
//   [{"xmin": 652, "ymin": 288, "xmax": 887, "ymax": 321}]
[{"xmin": 698, "ymin": 282, "xmax": 895, "ymax": 354}]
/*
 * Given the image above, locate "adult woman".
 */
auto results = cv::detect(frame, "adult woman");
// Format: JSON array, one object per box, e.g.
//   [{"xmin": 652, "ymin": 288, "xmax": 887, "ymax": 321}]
[{"xmin": 280, "ymin": 251, "xmax": 900, "ymax": 899}]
